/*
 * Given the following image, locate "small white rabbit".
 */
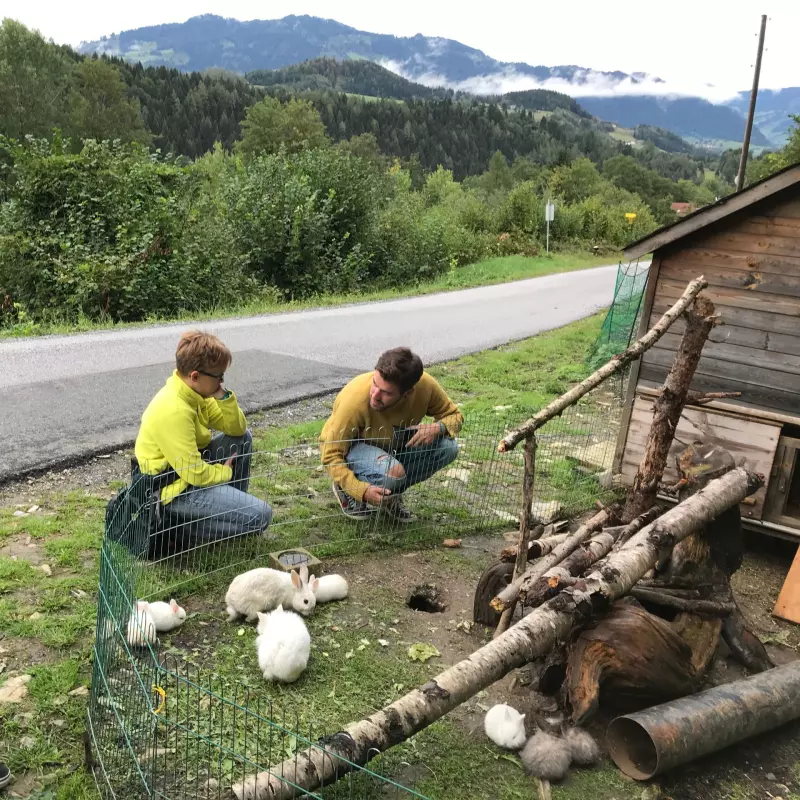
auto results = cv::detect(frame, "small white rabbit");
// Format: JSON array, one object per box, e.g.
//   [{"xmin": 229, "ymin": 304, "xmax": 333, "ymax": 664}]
[
  {"xmin": 520, "ymin": 730, "xmax": 572, "ymax": 781},
  {"xmin": 484, "ymin": 704, "xmax": 527, "ymax": 749},
  {"xmin": 225, "ymin": 564, "xmax": 319, "ymax": 622},
  {"xmin": 127, "ymin": 600, "xmax": 157, "ymax": 647},
  {"xmin": 314, "ymin": 574, "xmax": 349, "ymax": 604},
  {"xmin": 255, "ymin": 605, "xmax": 311, "ymax": 683},
  {"xmin": 147, "ymin": 599, "xmax": 187, "ymax": 632}
]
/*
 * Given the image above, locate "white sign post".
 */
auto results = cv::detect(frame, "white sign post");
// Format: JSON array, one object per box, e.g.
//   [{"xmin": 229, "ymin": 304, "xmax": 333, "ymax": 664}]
[{"xmin": 545, "ymin": 202, "xmax": 555, "ymax": 254}]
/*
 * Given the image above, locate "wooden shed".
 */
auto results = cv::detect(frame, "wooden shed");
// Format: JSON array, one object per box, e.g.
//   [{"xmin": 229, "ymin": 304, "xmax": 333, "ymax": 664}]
[{"xmin": 615, "ymin": 163, "xmax": 800, "ymax": 540}]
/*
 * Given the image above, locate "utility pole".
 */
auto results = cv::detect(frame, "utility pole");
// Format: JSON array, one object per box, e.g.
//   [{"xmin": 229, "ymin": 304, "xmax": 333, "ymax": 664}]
[{"xmin": 736, "ymin": 14, "xmax": 767, "ymax": 193}]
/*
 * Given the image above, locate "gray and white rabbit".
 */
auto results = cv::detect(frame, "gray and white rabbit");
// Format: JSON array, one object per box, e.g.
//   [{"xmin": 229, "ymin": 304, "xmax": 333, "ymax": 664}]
[
  {"xmin": 564, "ymin": 726, "xmax": 601, "ymax": 765},
  {"xmin": 147, "ymin": 598, "xmax": 187, "ymax": 632},
  {"xmin": 225, "ymin": 564, "xmax": 319, "ymax": 621},
  {"xmin": 483, "ymin": 703, "xmax": 527, "ymax": 749},
  {"xmin": 520, "ymin": 729, "xmax": 572, "ymax": 782},
  {"xmin": 255, "ymin": 605, "xmax": 311, "ymax": 683},
  {"xmin": 314, "ymin": 574, "xmax": 349, "ymax": 604},
  {"xmin": 126, "ymin": 600, "xmax": 157, "ymax": 647}
]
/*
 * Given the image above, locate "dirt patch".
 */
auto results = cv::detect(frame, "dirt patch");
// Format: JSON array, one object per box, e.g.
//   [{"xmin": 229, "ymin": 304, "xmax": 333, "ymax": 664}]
[
  {"xmin": 0, "ymin": 535, "xmax": 47, "ymax": 566},
  {"xmin": 0, "ymin": 636, "xmax": 55, "ymax": 673}
]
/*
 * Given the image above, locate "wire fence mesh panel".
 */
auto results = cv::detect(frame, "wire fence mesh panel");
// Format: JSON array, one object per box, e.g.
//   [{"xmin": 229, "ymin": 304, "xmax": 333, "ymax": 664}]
[{"xmin": 90, "ymin": 387, "xmax": 624, "ymax": 798}]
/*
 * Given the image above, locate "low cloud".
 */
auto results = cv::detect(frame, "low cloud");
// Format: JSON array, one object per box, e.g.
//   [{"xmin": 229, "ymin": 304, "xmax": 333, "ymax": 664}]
[{"xmin": 379, "ymin": 59, "xmax": 741, "ymax": 104}]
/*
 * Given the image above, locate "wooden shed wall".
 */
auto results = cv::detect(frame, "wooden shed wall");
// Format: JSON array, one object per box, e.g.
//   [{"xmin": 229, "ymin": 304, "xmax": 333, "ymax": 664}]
[{"xmin": 638, "ymin": 192, "xmax": 800, "ymax": 419}]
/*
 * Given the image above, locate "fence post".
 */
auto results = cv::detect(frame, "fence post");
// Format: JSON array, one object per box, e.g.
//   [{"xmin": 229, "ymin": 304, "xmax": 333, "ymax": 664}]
[{"xmin": 493, "ymin": 434, "xmax": 538, "ymax": 638}]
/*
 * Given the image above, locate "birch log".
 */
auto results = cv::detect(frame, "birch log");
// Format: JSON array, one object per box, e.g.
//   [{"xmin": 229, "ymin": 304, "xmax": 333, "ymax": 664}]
[
  {"xmin": 498, "ymin": 276, "xmax": 708, "ymax": 453},
  {"xmin": 230, "ymin": 467, "xmax": 762, "ymax": 800},
  {"xmin": 491, "ymin": 509, "xmax": 610, "ymax": 612}
]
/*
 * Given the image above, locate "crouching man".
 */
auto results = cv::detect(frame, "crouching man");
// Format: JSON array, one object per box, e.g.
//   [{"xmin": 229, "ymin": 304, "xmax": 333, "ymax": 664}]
[
  {"xmin": 320, "ymin": 347, "xmax": 463, "ymax": 522},
  {"xmin": 134, "ymin": 330, "xmax": 272, "ymax": 551}
]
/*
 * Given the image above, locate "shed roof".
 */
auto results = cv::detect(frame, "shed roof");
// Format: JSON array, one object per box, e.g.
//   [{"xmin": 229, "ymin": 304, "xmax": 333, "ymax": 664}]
[{"xmin": 623, "ymin": 162, "xmax": 800, "ymax": 260}]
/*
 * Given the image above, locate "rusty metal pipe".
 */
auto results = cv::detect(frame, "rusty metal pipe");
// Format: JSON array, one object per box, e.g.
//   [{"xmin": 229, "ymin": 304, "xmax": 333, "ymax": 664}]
[{"xmin": 607, "ymin": 661, "xmax": 800, "ymax": 780}]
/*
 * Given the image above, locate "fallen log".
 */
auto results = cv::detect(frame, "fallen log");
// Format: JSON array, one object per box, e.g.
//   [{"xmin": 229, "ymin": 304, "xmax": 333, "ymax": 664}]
[
  {"xmin": 498, "ymin": 276, "xmax": 708, "ymax": 453},
  {"xmin": 499, "ymin": 529, "xmax": 562, "ymax": 562},
  {"xmin": 230, "ymin": 467, "xmax": 761, "ymax": 800},
  {"xmin": 621, "ymin": 294, "xmax": 718, "ymax": 523},
  {"xmin": 491, "ymin": 509, "xmax": 611, "ymax": 613}
]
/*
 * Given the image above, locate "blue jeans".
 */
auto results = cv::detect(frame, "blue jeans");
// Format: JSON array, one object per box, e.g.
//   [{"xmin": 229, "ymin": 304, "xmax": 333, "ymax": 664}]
[
  {"xmin": 347, "ymin": 435, "xmax": 459, "ymax": 496},
  {"xmin": 165, "ymin": 430, "xmax": 272, "ymax": 543}
]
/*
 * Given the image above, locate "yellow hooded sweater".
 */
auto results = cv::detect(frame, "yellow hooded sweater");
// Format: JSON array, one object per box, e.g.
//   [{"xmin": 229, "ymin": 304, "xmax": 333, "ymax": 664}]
[
  {"xmin": 135, "ymin": 371, "xmax": 247, "ymax": 503},
  {"xmin": 320, "ymin": 371, "xmax": 463, "ymax": 501}
]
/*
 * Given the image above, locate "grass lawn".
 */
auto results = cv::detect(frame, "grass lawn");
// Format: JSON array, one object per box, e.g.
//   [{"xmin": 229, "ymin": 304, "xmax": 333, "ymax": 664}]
[{"xmin": 0, "ymin": 251, "xmax": 617, "ymax": 339}]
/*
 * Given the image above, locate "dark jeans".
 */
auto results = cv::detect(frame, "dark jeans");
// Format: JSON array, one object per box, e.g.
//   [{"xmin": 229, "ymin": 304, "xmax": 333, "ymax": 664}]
[{"xmin": 163, "ymin": 430, "xmax": 272, "ymax": 545}]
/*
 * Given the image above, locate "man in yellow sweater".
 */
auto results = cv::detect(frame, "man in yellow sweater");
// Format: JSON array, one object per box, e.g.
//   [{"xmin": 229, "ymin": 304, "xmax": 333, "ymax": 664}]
[
  {"xmin": 320, "ymin": 347, "xmax": 463, "ymax": 522},
  {"xmin": 135, "ymin": 331, "xmax": 271, "ymax": 550}
]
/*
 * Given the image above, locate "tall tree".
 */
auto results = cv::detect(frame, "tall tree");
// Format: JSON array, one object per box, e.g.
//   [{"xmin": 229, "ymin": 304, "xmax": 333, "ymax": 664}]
[{"xmin": 236, "ymin": 96, "xmax": 328, "ymax": 158}]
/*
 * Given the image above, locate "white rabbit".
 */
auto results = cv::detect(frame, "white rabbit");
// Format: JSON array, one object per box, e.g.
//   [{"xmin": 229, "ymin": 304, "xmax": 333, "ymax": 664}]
[
  {"xmin": 127, "ymin": 600, "xmax": 157, "ymax": 647},
  {"xmin": 484, "ymin": 704, "xmax": 527, "ymax": 749},
  {"xmin": 225, "ymin": 564, "xmax": 319, "ymax": 622},
  {"xmin": 255, "ymin": 605, "xmax": 311, "ymax": 683},
  {"xmin": 520, "ymin": 730, "xmax": 572, "ymax": 781},
  {"xmin": 147, "ymin": 599, "xmax": 187, "ymax": 632},
  {"xmin": 314, "ymin": 574, "xmax": 349, "ymax": 604}
]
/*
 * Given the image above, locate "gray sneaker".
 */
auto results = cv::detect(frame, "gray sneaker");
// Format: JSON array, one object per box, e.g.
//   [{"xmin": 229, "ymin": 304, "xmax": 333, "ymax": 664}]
[
  {"xmin": 331, "ymin": 482, "xmax": 372, "ymax": 520},
  {"xmin": 381, "ymin": 494, "xmax": 415, "ymax": 524},
  {"xmin": 0, "ymin": 763, "xmax": 12, "ymax": 789}
]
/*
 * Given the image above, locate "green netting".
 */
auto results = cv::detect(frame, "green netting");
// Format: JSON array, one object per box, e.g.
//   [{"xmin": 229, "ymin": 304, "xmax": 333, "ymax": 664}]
[{"xmin": 587, "ymin": 259, "xmax": 650, "ymax": 371}]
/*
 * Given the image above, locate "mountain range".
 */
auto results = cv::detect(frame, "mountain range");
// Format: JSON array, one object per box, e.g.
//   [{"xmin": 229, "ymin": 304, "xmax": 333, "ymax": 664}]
[{"xmin": 79, "ymin": 14, "xmax": 798, "ymax": 148}]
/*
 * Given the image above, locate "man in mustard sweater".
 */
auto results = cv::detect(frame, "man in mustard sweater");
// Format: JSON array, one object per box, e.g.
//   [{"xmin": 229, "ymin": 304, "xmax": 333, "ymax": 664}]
[
  {"xmin": 135, "ymin": 331, "xmax": 271, "ymax": 548},
  {"xmin": 320, "ymin": 347, "xmax": 463, "ymax": 522}
]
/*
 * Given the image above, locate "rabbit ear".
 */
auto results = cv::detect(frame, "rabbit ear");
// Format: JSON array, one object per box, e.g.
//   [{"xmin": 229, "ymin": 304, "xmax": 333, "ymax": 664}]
[
  {"xmin": 256, "ymin": 612, "xmax": 266, "ymax": 622},
  {"xmin": 276, "ymin": 604, "xmax": 284, "ymax": 612},
  {"xmin": 169, "ymin": 599, "xmax": 179, "ymax": 612},
  {"xmin": 311, "ymin": 578, "xmax": 319, "ymax": 593},
  {"xmin": 290, "ymin": 570, "xmax": 301, "ymax": 589},
  {"xmin": 299, "ymin": 564, "xmax": 309, "ymax": 584}
]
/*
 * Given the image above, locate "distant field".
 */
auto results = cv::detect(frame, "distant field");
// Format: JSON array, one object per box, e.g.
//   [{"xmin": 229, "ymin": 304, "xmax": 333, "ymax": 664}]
[{"xmin": 609, "ymin": 126, "xmax": 637, "ymax": 144}]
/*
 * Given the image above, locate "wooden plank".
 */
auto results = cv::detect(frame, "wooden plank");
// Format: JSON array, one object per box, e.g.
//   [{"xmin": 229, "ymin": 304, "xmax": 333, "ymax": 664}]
[
  {"xmin": 654, "ymin": 331, "xmax": 800, "ymax": 376},
  {"xmin": 664, "ymin": 246, "xmax": 800, "ymax": 277},
  {"xmin": 624, "ymin": 167, "xmax": 800, "ymax": 260},
  {"xmin": 700, "ymin": 231, "xmax": 800, "ymax": 260},
  {"xmin": 657, "ymin": 277, "xmax": 800, "ymax": 317},
  {"xmin": 651, "ymin": 297, "xmax": 800, "ymax": 337},
  {"xmin": 636, "ymin": 383, "xmax": 800, "ymax": 427},
  {"xmin": 620, "ymin": 396, "xmax": 781, "ymax": 520},
  {"xmin": 639, "ymin": 365, "xmax": 800, "ymax": 417},
  {"xmin": 642, "ymin": 348, "xmax": 800, "ymax": 394},
  {"xmin": 773, "ymin": 546, "xmax": 800, "ymax": 624},
  {"xmin": 770, "ymin": 333, "xmax": 800, "ymax": 357},
  {"xmin": 648, "ymin": 312, "xmax": 770, "ymax": 350},
  {"xmin": 660, "ymin": 261, "xmax": 800, "ymax": 298},
  {"xmin": 763, "ymin": 197, "xmax": 800, "ymax": 219},
  {"xmin": 736, "ymin": 219, "xmax": 800, "ymax": 239}
]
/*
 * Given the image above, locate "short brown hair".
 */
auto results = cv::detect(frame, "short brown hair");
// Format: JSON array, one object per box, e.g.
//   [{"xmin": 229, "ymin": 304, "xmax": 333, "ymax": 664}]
[
  {"xmin": 375, "ymin": 347, "xmax": 424, "ymax": 393},
  {"xmin": 175, "ymin": 330, "xmax": 232, "ymax": 376}
]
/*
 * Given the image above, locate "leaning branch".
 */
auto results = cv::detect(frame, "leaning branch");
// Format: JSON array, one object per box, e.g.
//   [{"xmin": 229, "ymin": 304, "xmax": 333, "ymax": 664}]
[{"xmin": 498, "ymin": 276, "xmax": 708, "ymax": 452}]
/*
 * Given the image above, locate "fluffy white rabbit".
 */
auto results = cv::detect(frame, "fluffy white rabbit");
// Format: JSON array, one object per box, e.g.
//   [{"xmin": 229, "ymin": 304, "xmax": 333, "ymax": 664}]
[
  {"xmin": 483, "ymin": 704, "xmax": 527, "ymax": 749},
  {"xmin": 225, "ymin": 564, "xmax": 319, "ymax": 621},
  {"xmin": 147, "ymin": 598, "xmax": 187, "ymax": 632},
  {"xmin": 126, "ymin": 600, "xmax": 157, "ymax": 647},
  {"xmin": 255, "ymin": 605, "xmax": 311, "ymax": 683},
  {"xmin": 314, "ymin": 574, "xmax": 349, "ymax": 604}
]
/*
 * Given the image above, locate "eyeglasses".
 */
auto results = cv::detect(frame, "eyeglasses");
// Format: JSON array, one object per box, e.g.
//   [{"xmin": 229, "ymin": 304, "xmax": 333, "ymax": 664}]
[{"xmin": 197, "ymin": 369, "xmax": 225, "ymax": 381}]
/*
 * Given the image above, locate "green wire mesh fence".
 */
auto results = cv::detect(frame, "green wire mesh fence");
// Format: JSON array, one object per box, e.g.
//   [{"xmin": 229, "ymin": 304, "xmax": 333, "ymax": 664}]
[
  {"xmin": 587, "ymin": 258, "xmax": 650, "ymax": 372},
  {"xmin": 89, "ymin": 397, "xmax": 622, "ymax": 799}
]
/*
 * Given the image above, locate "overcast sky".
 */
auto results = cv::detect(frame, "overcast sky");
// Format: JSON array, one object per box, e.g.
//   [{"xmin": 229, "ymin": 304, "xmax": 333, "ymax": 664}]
[{"xmin": 8, "ymin": 0, "xmax": 800, "ymax": 97}]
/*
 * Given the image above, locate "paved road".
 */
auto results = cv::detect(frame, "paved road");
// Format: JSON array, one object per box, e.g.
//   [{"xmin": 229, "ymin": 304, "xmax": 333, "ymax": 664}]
[{"xmin": 0, "ymin": 265, "xmax": 619, "ymax": 481}]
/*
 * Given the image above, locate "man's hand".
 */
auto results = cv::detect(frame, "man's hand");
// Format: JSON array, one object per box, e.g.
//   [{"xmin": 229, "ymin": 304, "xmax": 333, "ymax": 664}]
[
  {"xmin": 363, "ymin": 485, "xmax": 391, "ymax": 506},
  {"xmin": 406, "ymin": 423, "xmax": 443, "ymax": 448},
  {"xmin": 224, "ymin": 455, "xmax": 236, "ymax": 469},
  {"xmin": 213, "ymin": 384, "xmax": 228, "ymax": 400}
]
